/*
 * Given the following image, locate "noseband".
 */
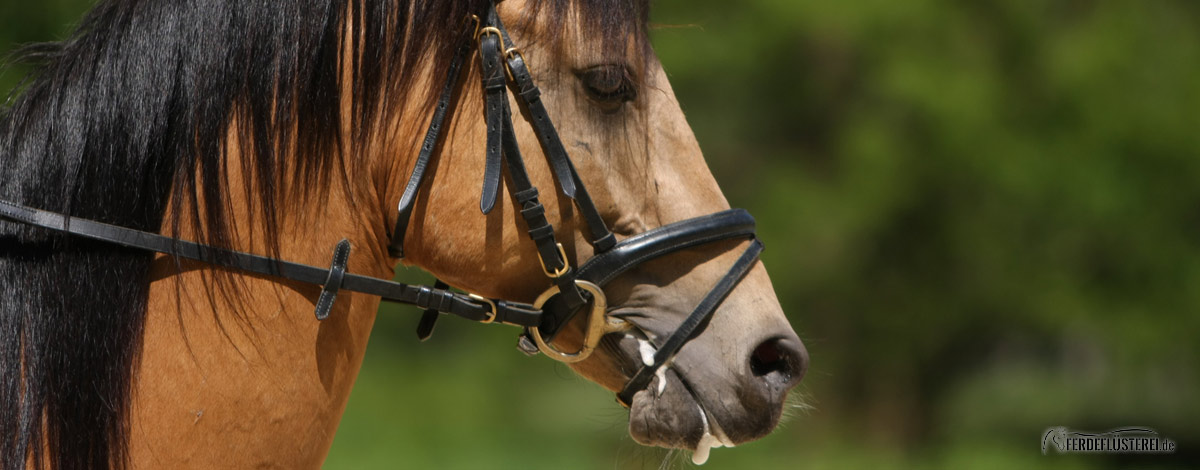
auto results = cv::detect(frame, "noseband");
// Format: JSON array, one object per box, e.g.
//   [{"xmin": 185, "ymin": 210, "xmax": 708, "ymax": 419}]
[{"xmin": 0, "ymin": 3, "xmax": 764, "ymax": 407}]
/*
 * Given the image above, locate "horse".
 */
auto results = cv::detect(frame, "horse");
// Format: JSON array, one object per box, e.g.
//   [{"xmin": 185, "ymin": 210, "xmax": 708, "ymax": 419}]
[{"xmin": 0, "ymin": 0, "xmax": 808, "ymax": 468}]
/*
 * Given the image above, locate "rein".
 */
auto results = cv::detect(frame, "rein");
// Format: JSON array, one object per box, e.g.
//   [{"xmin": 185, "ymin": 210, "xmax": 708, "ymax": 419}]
[{"xmin": 0, "ymin": 3, "xmax": 763, "ymax": 407}]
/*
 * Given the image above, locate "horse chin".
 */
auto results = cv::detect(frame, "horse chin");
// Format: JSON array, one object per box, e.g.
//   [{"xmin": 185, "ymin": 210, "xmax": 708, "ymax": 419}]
[
  {"xmin": 626, "ymin": 368, "xmax": 744, "ymax": 465},
  {"xmin": 627, "ymin": 368, "xmax": 706, "ymax": 450},
  {"xmin": 615, "ymin": 337, "xmax": 742, "ymax": 463},
  {"xmin": 610, "ymin": 328, "xmax": 789, "ymax": 464}
]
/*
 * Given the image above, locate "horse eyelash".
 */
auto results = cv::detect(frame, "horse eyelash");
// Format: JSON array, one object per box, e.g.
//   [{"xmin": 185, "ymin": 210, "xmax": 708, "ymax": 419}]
[{"xmin": 576, "ymin": 65, "xmax": 638, "ymax": 109}]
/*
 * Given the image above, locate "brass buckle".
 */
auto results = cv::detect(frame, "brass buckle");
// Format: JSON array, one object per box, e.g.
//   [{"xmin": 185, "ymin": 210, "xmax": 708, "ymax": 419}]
[
  {"xmin": 468, "ymin": 293, "xmax": 498, "ymax": 324},
  {"xmin": 528, "ymin": 280, "xmax": 630, "ymax": 363},
  {"xmin": 476, "ymin": 26, "xmax": 502, "ymax": 43},
  {"xmin": 537, "ymin": 242, "xmax": 570, "ymax": 278},
  {"xmin": 503, "ymin": 47, "xmax": 530, "ymax": 83}
]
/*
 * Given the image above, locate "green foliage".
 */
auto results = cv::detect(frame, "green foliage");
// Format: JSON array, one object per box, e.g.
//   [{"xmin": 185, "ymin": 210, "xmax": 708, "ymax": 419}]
[{"xmin": 4, "ymin": 1, "xmax": 1197, "ymax": 468}]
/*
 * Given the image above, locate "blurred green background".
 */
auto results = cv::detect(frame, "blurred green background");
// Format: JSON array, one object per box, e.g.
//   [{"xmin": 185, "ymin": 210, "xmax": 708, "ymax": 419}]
[{"xmin": 4, "ymin": 1, "xmax": 1198, "ymax": 468}]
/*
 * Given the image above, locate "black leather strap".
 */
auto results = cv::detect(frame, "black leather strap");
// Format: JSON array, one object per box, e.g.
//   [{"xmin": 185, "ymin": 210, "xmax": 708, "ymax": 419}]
[
  {"xmin": 315, "ymin": 239, "xmax": 352, "ymax": 320},
  {"xmin": 416, "ymin": 279, "xmax": 450, "ymax": 340},
  {"xmin": 501, "ymin": 50, "xmax": 576, "ymax": 199},
  {"xmin": 389, "ymin": 21, "xmax": 477, "ymax": 258},
  {"xmin": 499, "ymin": 98, "xmax": 587, "ymax": 311},
  {"xmin": 476, "ymin": 13, "xmax": 573, "ymax": 285},
  {"xmin": 0, "ymin": 198, "xmax": 541, "ymax": 326},
  {"xmin": 535, "ymin": 209, "xmax": 756, "ymax": 338},
  {"xmin": 478, "ymin": 28, "xmax": 506, "ymax": 214},
  {"xmin": 493, "ymin": 16, "xmax": 615, "ymax": 253},
  {"xmin": 616, "ymin": 239, "xmax": 764, "ymax": 406}
]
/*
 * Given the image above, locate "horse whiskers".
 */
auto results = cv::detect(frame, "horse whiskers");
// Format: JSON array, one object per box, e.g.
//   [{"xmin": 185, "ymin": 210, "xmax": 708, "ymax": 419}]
[
  {"xmin": 657, "ymin": 448, "xmax": 680, "ymax": 470},
  {"xmin": 778, "ymin": 391, "xmax": 816, "ymax": 426},
  {"xmin": 786, "ymin": 390, "xmax": 815, "ymax": 412}
]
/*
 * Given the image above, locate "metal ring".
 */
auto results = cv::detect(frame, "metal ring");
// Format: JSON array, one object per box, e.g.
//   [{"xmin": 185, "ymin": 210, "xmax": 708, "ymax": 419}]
[
  {"xmin": 468, "ymin": 293, "xmax": 498, "ymax": 324},
  {"xmin": 528, "ymin": 280, "xmax": 624, "ymax": 363}
]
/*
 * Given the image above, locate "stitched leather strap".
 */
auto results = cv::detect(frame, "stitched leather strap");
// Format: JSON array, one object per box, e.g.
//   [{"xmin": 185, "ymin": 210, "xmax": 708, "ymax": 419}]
[
  {"xmin": 499, "ymin": 98, "xmax": 588, "ymax": 311},
  {"xmin": 503, "ymin": 50, "xmax": 615, "ymax": 252},
  {"xmin": 389, "ymin": 21, "xmax": 477, "ymax": 258},
  {"xmin": 476, "ymin": 8, "xmax": 576, "ymax": 294},
  {"xmin": 0, "ymin": 198, "xmax": 541, "ymax": 326},
  {"xmin": 491, "ymin": 12, "xmax": 615, "ymax": 252},
  {"xmin": 533, "ymin": 209, "xmax": 756, "ymax": 339},
  {"xmin": 315, "ymin": 239, "xmax": 352, "ymax": 320},
  {"xmin": 479, "ymin": 29, "xmax": 507, "ymax": 214},
  {"xmin": 616, "ymin": 239, "xmax": 764, "ymax": 406},
  {"xmin": 416, "ymin": 279, "xmax": 450, "ymax": 340}
]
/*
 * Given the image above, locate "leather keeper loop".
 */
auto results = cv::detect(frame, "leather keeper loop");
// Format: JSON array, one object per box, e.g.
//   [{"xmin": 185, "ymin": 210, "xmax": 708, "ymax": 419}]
[
  {"xmin": 483, "ymin": 77, "xmax": 506, "ymax": 91},
  {"xmin": 315, "ymin": 239, "xmax": 352, "ymax": 320},
  {"xmin": 519, "ymin": 87, "xmax": 540, "ymax": 101},
  {"xmin": 520, "ymin": 202, "xmax": 545, "ymax": 219},
  {"xmin": 431, "ymin": 289, "xmax": 452, "ymax": 312},
  {"xmin": 593, "ymin": 233, "xmax": 617, "ymax": 252},
  {"xmin": 416, "ymin": 279, "xmax": 451, "ymax": 341},
  {"xmin": 514, "ymin": 187, "xmax": 539, "ymax": 204},
  {"xmin": 527, "ymin": 224, "xmax": 555, "ymax": 241},
  {"xmin": 415, "ymin": 286, "xmax": 432, "ymax": 306}
]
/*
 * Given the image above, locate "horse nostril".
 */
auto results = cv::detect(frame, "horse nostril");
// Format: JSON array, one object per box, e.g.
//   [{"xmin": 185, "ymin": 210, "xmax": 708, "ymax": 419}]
[{"xmin": 749, "ymin": 337, "xmax": 807, "ymax": 387}]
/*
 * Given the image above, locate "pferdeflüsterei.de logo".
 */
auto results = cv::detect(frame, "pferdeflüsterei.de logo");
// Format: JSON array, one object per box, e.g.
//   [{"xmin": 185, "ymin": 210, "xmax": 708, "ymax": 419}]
[{"xmin": 1042, "ymin": 427, "xmax": 1176, "ymax": 455}]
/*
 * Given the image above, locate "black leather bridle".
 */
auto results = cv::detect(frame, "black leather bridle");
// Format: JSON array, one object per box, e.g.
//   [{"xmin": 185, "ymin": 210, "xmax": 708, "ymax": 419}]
[{"xmin": 0, "ymin": 4, "xmax": 764, "ymax": 407}]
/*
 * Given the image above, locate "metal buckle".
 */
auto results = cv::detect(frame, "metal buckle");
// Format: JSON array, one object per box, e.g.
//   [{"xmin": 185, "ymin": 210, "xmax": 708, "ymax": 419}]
[
  {"xmin": 503, "ymin": 47, "xmax": 530, "ymax": 83},
  {"xmin": 528, "ymin": 280, "xmax": 630, "ymax": 363},
  {"xmin": 537, "ymin": 242, "xmax": 570, "ymax": 278},
  {"xmin": 468, "ymin": 293, "xmax": 498, "ymax": 324},
  {"xmin": 476, "ymin": 26, "xmax": 504, "ymax": 62},
  {"xmin": 476, "ymin": 26, "xmax": 502, "ymax": 43}
]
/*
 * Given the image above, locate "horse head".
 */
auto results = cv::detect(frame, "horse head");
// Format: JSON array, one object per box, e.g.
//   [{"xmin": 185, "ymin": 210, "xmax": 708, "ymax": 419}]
[{"xmin": 393, "ymin": 1, "xmax": 808, "ymax": 457}]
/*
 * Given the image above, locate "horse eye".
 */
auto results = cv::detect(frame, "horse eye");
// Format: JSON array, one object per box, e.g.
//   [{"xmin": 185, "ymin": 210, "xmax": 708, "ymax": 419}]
[{"xmin": 576, "ymin": 65, "xmax": 636, "ymax": 112}]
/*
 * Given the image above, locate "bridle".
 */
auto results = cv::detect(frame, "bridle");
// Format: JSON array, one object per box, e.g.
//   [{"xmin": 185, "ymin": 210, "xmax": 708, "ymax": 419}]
[{"xmin": 0, "ymin": 3, "xmax": 764, "ymax": 407}]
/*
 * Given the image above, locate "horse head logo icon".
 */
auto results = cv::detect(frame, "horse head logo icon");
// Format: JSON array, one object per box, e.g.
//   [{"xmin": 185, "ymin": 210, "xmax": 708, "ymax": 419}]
[{"xmin": 1042, "ymin": 427, "xmax": 1069, "ymax": 454}]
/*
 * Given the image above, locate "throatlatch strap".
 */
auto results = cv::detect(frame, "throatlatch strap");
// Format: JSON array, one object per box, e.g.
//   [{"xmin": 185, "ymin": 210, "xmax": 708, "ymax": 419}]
[
  {"xmin": 616, "ymin": 239, "xmax": 764, "ymax": 406},
  {"xmin": 389, "ymin": 21, "xmax": 476, "ymax": 258}
]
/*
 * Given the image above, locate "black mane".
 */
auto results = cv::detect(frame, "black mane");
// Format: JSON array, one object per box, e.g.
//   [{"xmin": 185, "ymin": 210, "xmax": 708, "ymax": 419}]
[{"xmin": 0, "ymin": 0, "xmax": 647, "ymax": 468}]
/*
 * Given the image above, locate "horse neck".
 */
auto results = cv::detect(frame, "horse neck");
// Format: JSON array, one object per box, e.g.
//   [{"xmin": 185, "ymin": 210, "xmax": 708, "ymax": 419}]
[{"xmin": 129, "ymin": 133, "xmax": 397, "ymax": 467}]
